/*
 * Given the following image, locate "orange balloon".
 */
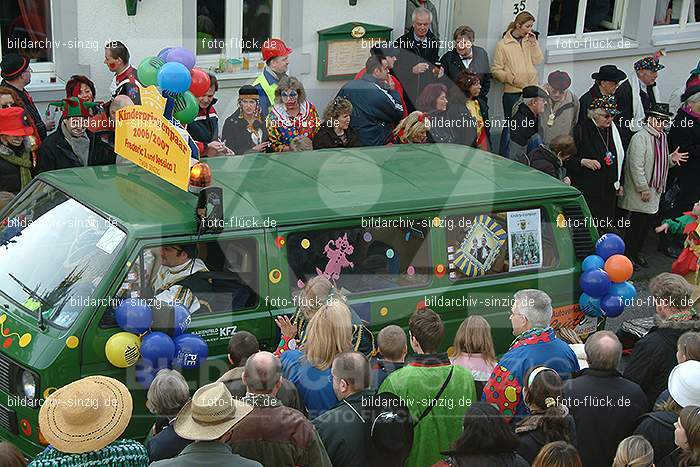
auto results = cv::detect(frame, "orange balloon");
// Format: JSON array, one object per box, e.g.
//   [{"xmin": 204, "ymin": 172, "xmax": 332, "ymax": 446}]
[{"xmin": 604, "ymin": 254, "xmax": 633, "ymax": 283}]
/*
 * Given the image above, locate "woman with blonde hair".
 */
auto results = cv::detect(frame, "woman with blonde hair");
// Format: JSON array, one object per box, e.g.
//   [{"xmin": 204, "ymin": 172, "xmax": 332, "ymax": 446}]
[
  {"xmin": 491, "ymin": 11, "xmax": 543, "ymax": 156},
  {"xmin": 391, "ymin": 110, "xmax": 430, "ymax": 144},
  {"xmin": 451, "ymin": 315, "xmax": 497, "ymax": 391},
  {"xmin": 275, "ymin": 275, "xmax": 375, "ymax": 356},
  {"xmin": 613, "ymin": 435, "xmax": 655, "ymax": 467},
  {"xmin": 266, "ymin": 76, "xmax": 320, "ymax": 152},
  {"xmin": 280, "ymin": 298, "xmax": 353, "ymax": 417},
  {"xmin": 531, "ymin": 441, "xmax": 582, "ymax": 467}
]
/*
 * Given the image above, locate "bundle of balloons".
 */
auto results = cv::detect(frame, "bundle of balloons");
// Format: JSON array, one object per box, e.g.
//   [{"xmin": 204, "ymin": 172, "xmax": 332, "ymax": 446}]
[
  {"xmin": 136, "ymin": 47, "xmax": 212, "ymax": 125},
  {"xmin": 579, "ymin": 233, "xmax": 637, "ymax": 318},
  {"xmin": 105, "ymin": 298, "xmax": 209, "ymax": 388}
]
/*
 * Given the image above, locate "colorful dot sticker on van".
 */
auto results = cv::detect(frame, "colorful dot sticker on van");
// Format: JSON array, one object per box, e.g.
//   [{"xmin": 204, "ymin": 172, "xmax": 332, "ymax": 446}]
[
  {"xmin": 379, "ymin": 307, "xmax": 389, "ymax": 317},
  {"xmin": 66, "ymin": 336, "xmax": 80, "ymax": 349},
  {"xmin": 0, "ymin": 314, "xmax": 33, "ymax": 348},
  {"xmin": 301, "ymin": 238, "xmax": 310, "ymax": 249},
  {"xmin": 407, "ymin": 265, "xmax": 415, "ymax": 275},
  {"xmin": 434, "ymin": 264, "xmax": 446, "ymax": 277},
  {"xmin": 275, "ymin": 236, "xmax": 286, "ymax": 249},
  {"xmin": 269, "ymin": 269, "xmax": 282, "ymax": 284},
  {"xmin": 386, "ymin": 248, "xmax": 394, "ymax": 259},
  {"xmin": 20, "ymin": 418, "xmax": 31, "ymax": 437},
  {"xmin": 556, "ymin": 213, "xmax": 567, "ymax": 228},
  {"xmin": 363, "ymin": 232, "xmax": 372, "ymax": 242},
  {"xmin": 432, "ymin": 217, "xmax": 442, "ymax": 228}
]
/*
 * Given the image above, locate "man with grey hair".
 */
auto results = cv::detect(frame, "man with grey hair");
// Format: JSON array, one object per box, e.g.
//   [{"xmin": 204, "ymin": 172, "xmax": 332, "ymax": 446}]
[
  {"xmin": 394, "ymin": 5, "xmax": 442, "ymax": 112},
  {"xmin": 563, "ymin": 331, "xmax": 647, "ymax": 467},
  {"xmin": 484, "ymin": 289, "xmax": 579, "ymax": 421},
  {"xmin": 404, "ymin": 0, "xmax": 439, "ymax": 36},
  {"xmin": 227, "ymin": 351, "xmax": 332, "ymax": 467}
]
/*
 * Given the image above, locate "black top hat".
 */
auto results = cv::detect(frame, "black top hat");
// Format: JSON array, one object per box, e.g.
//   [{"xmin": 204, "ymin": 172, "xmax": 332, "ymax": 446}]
[
  {"xmin": 0, "ymin": 53, "xmax": 29, "ymax": 80},
  {"xmin": 522, "ymin": 85, "xmax": 549, "ymax": 99},
  {"xmin": 591, "ymin": 65, "xmax": 627, "ymax": 82},
  {"xmin": 646, "ymin": 102, "xmax": 672, "ymax": 119},
  {"xmin": 681, "ymin": 85, "xmax": 700, "ymax": 103}
]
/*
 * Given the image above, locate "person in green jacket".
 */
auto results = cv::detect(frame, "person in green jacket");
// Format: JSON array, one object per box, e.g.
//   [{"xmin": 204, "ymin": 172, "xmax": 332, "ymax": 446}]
[{"xmin": 379, "ymin": 308, "xmax": 476, "ymax": 467}]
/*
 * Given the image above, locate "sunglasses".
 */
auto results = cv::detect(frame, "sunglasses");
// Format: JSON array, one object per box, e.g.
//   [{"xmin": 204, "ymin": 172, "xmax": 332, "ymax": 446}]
[{"xmin": 281, "ymin": 90, "xmax": 298, "ymax": 99}]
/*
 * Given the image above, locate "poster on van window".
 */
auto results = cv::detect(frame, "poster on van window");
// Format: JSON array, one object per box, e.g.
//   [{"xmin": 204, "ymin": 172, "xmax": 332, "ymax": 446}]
[{"xmin": 507, "ymin": 209, "xmax": 543, "ymax": 272}]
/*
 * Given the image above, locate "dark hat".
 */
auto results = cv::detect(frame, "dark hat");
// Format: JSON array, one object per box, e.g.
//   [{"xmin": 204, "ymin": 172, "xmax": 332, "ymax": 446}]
[
  {"xmin": 174, "ymin": 243, "xmax": 197, "ymax": 258},
  {"xmin": 370, "ymin": 43, "xmax": 400, "ymax": 58},
  {"xmin": 591, "ymin": 65, "xmax": 627, "ymax": 82},
  {"xmin": 589, "ymin": 94, "xmax": 621, "ymax": 115},
  {"xmin": 634, "ymin": 54, "xmax": 665, "ymax": 72},
  {"xmin": 547, "ymin": 70, "xmax": 571, "ymax": 91},
  {"xmin": 0, "ymin": 54, "xmax": 29, "ymax": 80},
  {"xmin": 522, "ymin": 85, "xmax": 549, "ymax": 99},
  {"xmin": 682, "ymin": 85, "xmax": 700, "ymax": 103},
  {"xmin": 238, "ymin": 85, "xmax": 259, "ymax": 98},
  {"xmin": 646, "ymin": 102, "xmax": 672, "ymax": 119}
]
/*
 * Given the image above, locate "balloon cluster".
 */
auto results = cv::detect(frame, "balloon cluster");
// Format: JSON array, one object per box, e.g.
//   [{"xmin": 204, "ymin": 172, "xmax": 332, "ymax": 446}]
[
  {"xmin": 579, "ymin": 234, "xmax": 636, "ymax": 318},
  {"xmin": 105, "ymin": 298, "xmax": 209, "ymax": 388},
  {"xmin": 136, "ymin": 47, "xmax": 211, "ymax": 125}
]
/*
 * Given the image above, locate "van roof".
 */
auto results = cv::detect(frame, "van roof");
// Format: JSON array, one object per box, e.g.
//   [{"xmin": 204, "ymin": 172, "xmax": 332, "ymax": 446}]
[{"xmin": 38, "ymin": 144, "xmax": 579, "ymax": 237}]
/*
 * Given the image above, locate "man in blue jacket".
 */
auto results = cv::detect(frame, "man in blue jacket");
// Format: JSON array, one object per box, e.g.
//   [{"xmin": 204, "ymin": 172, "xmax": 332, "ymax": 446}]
[
  {"xmin": 336, "ymin": 55, "xmax": 404, "ymax": 146},
  {"xmin": 484, "ymin": 289, "xmax": 580, "ymax": 422}
]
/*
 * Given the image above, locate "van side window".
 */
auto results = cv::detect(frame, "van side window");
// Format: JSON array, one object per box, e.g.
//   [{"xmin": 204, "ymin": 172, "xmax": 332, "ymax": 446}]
[
  {"xmin": 103, "ymin": 238, "xmax": 258, "ymax": 326},
  {"xmin": 444, "ymin": 208, "xmax": 558, "ymax": 281},
  {"xmin": 286, "ymin": 225, "xmax": 431, "ymax": 294}
]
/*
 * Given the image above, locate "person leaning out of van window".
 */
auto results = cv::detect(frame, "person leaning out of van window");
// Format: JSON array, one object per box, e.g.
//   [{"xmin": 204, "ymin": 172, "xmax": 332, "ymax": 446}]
[
  {"xmin": 275, "ymin": 275, "xmax": 376, "ymax": 357},
  {"xmin": 313, "ymin": 96, "xmax": 361, "ymax": 149},
  {"xmin": 266, "ymin": 76, "xmax": 320, "ymax": 152},
  {"xmin": 491, "ymin": 11, "xmax": 544, "ymax": 156},
  {"xmin": 221, "ymin": 85, "xmax": 271, "ymax": 155},
  {"xmin": 0, "ymin": 106, "xmax": 36, "ymax": 193},
  {"xmin": 525, "ymin": 134, "xmax": 576, "ymax": 185}
]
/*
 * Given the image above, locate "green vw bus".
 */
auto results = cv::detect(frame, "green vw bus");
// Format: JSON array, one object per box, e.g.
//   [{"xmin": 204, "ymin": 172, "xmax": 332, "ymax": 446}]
[{"xmin": 0, "ymin": 144, "xmax": 598, "ymax": 457}]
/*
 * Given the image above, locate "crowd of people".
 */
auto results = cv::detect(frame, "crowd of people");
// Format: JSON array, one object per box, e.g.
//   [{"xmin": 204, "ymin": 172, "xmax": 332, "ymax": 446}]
[{"xmin": 0, "ymin": 274, "xmax": 698, "ymax": 466}]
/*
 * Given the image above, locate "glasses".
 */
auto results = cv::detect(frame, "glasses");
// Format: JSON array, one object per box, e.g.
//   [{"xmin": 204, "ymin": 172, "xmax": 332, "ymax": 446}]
[{"xmin": 281, "ymin": 90, "xmax": 298, "ymax": 99}]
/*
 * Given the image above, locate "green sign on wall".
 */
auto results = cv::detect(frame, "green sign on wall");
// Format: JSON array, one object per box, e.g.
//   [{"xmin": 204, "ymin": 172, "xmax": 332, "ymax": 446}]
[{"xmin": 317, "ymin": 22, "xmax": 393, "ymax": 81}]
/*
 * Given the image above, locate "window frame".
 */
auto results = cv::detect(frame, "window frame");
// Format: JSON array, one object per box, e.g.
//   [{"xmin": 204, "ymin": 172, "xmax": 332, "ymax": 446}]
[
  {"xmin": 0, "ymin": 0, "xmax": 56, "ymax": 74},
  {"xmin": 652, "ymin": 0, "xmax": 700, "ymax": 44},
  {"xmin": 195, "ymin": 0, "xmax": 282, "ymax": 70}
]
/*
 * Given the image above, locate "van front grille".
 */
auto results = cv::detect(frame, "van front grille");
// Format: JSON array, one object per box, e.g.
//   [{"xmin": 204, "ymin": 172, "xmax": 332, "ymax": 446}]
[
  {"xmin": 562, "ymin": 204, "xmax": 596, "ymax": 260},
  {"xmin": 0, "ymin": 404, "xmax": 17, "ymax": 435},
  {"xmin": 0, "ymin": 354, "xmax": 11, "ymax": 393}
]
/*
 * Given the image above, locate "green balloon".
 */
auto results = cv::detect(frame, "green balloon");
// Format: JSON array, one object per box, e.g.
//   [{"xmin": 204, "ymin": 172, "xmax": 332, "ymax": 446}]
[
  {"xmin": 137, "ymin": 56, "xmax": 164, "ymax": 87},
  {"xmin": 173, "ymin": 91, "xmax": 199, "ymax": 124}
]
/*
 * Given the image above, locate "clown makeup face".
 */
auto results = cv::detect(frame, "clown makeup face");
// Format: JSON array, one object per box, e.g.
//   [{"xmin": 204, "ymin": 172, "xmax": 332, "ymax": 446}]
[
  {"xmin": 65, "ymin": 117, "xmax": 88, "ymax": 137},
  {"xmin": 104, "ymin": 48, "xmax": 124, "ymax": 73}
]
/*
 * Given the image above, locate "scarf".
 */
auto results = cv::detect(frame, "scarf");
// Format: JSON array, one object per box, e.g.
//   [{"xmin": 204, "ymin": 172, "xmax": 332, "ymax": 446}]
[
  {"xmin": 0, "ymin": 140, "xmax": 32, "ymax": 188},
  {"xmin": 591, "ymin": 117, "xmax": 626, "ymax": 190},
  {"xmin": 61, "ymin": 121, "xmax": 90, "ymax": 166},
  {"xmin": 628, "ymin": 73, "xmax": 661, "ymax": 133},
  {"xmin": 645, "ymin": 124, "xmax": 669, "ymax": 193}
]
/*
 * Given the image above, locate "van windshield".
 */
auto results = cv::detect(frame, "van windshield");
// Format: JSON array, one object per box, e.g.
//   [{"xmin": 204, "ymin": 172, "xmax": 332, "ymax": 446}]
[{"xmin": 0, "ymin": 181, "xmax": 126, "ymax": 328}]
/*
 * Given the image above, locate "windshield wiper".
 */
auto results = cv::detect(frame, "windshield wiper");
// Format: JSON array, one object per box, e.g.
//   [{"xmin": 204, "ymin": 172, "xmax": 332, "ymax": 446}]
[{"xmin": 7, "ymin": 273, "xmax": 47, "ymax": 330}]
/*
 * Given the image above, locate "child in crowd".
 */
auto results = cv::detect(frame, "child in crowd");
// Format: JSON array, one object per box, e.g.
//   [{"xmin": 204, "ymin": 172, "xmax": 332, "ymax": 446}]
[
  {"xmin": 656, "ymin": 200, "xmax": 700, "ymax": 285},
  {"xmin": 370, "ymin": 324, "xmax": 407, "ymax": 390},
  {"xmin": 450, "ymin": 315, "xmax": 497, "ymax": 393}
]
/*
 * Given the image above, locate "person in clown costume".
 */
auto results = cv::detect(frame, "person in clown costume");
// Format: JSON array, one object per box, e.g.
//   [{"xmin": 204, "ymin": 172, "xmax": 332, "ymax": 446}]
[{"xmin": 656, "ymin": 200, "xmax": 700, "ymax": 285}]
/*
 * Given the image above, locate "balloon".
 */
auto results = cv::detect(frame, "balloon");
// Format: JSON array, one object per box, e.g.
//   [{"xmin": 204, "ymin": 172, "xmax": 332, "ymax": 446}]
[
  {"xmin": 105, "ymin": 332, "xmax": 141, "ymax": 368},
  {"xmin": 189, "ymin": 67, "xmax": 211, "ymax": 97},
  {"xmin": 582, "ymin": 254, "xmax": 605, "ymax": 271},
  {"xmin": 157, "ymin": 62, "xmax": 192, "ymax": 94},
  {"xmin": 579, "ymin": 268, "xmax": 611, "ymax": 298},
  {"xmin": 173, "ymin": 91, "xmax": 199, "ymax": 124},
  {"xmin": 115, "ymin": 298, "xmax": 153, "ymax": 334},
  {"xmin": 609, "ymin": 281, "xmax": 637, "ymax": 304},
  {"xmin": 601, "ymin": 294, "xmax": 626, "ymax": 317},
  {"xmin": 579, "ymin": 293, "xmax": 603, "ymax": 317},
  {"xmin": 604, "ymin": 254, "xmax": 634, "ymax": 283},
  {"xmin": 173, "ymin": 333, "xmax": 208, "ymax": 369},
  {"xmin": 165, "ymin": 47, "xmax": 196, "ymax": 70},
  {"xmin": 137, "ymin": 56, "xmax": 164, "ymax": 87},
  {"xmin": 151, "ymin": 303, "xmax": 191, "ymax": 337},
  {"xmin": 157, "ymin": 47, "xmax": 174, "ymax": 61},
  {"xmin": 595, "ymin": 233, "xmax": 626, "ymax": 260},
  {"xmin": 139, "ymin": 331, "xmax": 176, "ymax": 368}
]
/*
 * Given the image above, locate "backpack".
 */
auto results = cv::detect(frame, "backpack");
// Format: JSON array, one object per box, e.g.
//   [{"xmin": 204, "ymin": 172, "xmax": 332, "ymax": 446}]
[{"xmin": 356, "ymin": 392, "xmax": 414, "ymax": 467}]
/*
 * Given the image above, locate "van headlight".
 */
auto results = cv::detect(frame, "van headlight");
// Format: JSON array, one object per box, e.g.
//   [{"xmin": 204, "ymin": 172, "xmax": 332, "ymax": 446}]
[{"xmin": 18, "ymin": 370, "xmax": 37, "ymax": 399}]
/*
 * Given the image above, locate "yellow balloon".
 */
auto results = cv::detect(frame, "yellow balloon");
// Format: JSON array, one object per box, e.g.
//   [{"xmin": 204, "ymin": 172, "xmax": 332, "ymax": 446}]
[{"xmin": 105, "ymin": 332, "xmax": 141, "ymax": 368}]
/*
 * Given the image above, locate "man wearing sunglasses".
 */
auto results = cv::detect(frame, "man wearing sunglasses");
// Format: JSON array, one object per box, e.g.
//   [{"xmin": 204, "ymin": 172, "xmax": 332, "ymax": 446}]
[{"xmin": 1, "ymin": 53, "xmax": 50, "ymax": 140}]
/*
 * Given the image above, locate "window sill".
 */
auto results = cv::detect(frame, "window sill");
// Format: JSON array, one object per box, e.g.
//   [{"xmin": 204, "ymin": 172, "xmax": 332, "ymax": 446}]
[
  {"xmin": 652, "ymin": 23, "xmax": 700, "ymax": 46},
  {"xmin": 545, "ymin": 31, "xmax": 640, "ymax": 63}
]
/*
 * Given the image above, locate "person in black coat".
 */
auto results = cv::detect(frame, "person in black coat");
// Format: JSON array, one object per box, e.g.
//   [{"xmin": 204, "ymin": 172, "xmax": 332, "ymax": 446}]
[
  {"xmin": 525, "ymin": 135, "xmax": 576, "ymax": 183},
  {"xmin": 188, "ymin": 74, "xmax": 231, "ymax": 156},
  {"xmin": 336, "ymin": 55, "xmax": 404, "ymax": 146},
  {"xmin": 418, "ymin": 82, "xmax": 460, "ymax": 144},
  {"xmin": 221, "ymin": 85, "xmax": 271, "ymax": 155},
  {"xmin": 669, "ymin": 85, "xmax": 700, "ymax": 214},
  {"xmin": 1, "ymin": 54, "xmax": 50, "ymax": 140},
  {"xmin": 623, "ymin": 272, "xmax": 700, "ymax": 409},
  {"xmin": 0, "ymin": 106, "xmax": 36, "ymax": 193},
  {"xmin": 394, "ymin": 7, "xmax": 442, "ymax": 112},
  {"xmin": 579, "ymin": 65, "xmax": 627, "ymax": 131},
  {"xmin": 509, "ymin": 86, "xmax": 548, "ymax": 161},
  {"xmin": 634, "ymin": 398, "xmax": 683, "ymax": 463},
  {"xmin": 563, "ymin": 331, "xmax": 648, "ymax": 467},
  {"xmin": 449, "ymin": 70, "xmax": 486, "ymax": 149},
  {"xmin": 313, "ymin": 96, "xmax": 361, "ymax": 149},
  {"xmin": 440, "ymin": 25, "xmax": 490, "ymax": 101}
]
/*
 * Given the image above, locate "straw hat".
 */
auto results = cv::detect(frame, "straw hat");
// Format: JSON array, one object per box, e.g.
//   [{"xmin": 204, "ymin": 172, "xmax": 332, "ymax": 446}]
[
  {"xmin": 38, "ymin": 376, "xmax": 132, "ymax": 454},
  {"xmin": 174, "ymin": 382, "xmax": 253, "ymax": 441},
  {"xmin": 668, "ymin": 360, "xmax": 700, "ymax": 408}
]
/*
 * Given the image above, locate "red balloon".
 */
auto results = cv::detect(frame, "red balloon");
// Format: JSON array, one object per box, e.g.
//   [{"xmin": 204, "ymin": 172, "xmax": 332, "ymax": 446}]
[
  {"xmin": 189, "ymin": 68, "xmax": 211, "ymax": 97},
  {"xmin": 604, "ymin": 254, "xmax": 633, "ymax": 283}
]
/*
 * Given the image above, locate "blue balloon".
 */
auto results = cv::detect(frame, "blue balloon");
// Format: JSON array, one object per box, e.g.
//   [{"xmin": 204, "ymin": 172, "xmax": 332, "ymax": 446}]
[
  {"xmin": 157, "ymin": 62, "xmax": 192, "ymax": 94},
  {"xmin": 580, "ymin": 268, "xmax": 611, "ymax": 298},
  {"xmin": 595, "ymin": 233, "xmax": 626, "ymax": 260},
  {"xmin": 115, "ymin": 298, "xmax": 153, "ymax": 334},
  {"xmin": 601, "ymin": 294, "xmax": 626, "ymax": 317},
  {"xmin": 134, "ymin": 358, "xmax": 166, "ymax": 389},
  {"xmin": 172, "ymin": 304, "xmax": 191, "ymax": 337},
  {"xmin": 173, "ymin": 333, "xmax": 208, "ymax": 369},
  {"xmin": 582, "ymin": 254, "xmax": 605, "ymax": 271},
  {"xmin": 579, "ymin": 293, "xmax": 603, "ymax": 317},
  {"xmin": 609, "ymin": 281, "xmax": 637, "ymax": 304},
  {"xmin": 140, "ymin": 331, "xmax": 176, "ymax": 368},
  {"xmin": 157, "ymin": 47, "xmax": 174, "ymax": 61}
]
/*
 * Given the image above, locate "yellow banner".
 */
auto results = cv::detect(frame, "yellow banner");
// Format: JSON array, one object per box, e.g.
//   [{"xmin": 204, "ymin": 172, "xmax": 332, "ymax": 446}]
[
  {"xmin": 114, "ymin": 105, "xmax": 191, "ymax": 191},
  {"xmin": 139, "ymin": 85, "xmax": 166, "ymax": 113}
]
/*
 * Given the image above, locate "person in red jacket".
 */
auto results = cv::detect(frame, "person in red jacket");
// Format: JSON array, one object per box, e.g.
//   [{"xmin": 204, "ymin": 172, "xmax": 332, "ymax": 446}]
[{"xmin": 355, "ymin": 45, "xmax": 408, "ymax": 118}]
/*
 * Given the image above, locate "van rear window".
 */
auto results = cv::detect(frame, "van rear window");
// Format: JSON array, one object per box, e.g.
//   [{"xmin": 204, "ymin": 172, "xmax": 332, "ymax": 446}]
[
  {"xmin": 286, "ymin": 224, "xmax": 431, "ymax": 294},
  {"xmin": 445, "ymin": 208, "xmax": 558, "ymax": 281}
]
